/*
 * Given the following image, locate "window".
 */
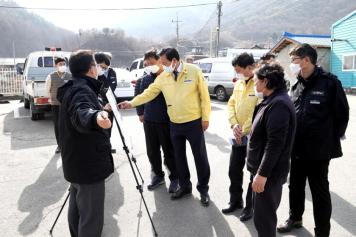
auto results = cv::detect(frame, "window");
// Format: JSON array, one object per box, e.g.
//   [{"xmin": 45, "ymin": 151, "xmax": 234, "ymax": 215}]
[
  {"xmin": 139, "ymin": 60, "xmax": 144, "ymax": 69},
  {"xmin": 37, "ymin": 57, "xmax": 55, "ymax": 67},
  {"xmin": 129, "ymin": 61, "xmax": 138, "ymax": 71},
  {"xmin": 343, "ymin": 54, "xmax": 356, "ymax": 71},
  {"xmin": 197, "ymin": 63, "xmax": 212, "ymax": 73}
]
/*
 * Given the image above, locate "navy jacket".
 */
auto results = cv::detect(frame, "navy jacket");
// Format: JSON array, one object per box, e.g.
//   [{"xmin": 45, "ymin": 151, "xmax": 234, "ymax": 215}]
[
  {"xmin": 57, "ymin": 75, "xmax": 114, "ymax": 184},
  {"xmin": 291, "ymin": 67, "xmax": 349, "ymax": 160},
  {"xmin": 247, "ymin": 89, "xmax": 296, "ymax": 182},
  {"xmin": 135, "ymin": 73, "xmax": 170, "ymax": 123}
]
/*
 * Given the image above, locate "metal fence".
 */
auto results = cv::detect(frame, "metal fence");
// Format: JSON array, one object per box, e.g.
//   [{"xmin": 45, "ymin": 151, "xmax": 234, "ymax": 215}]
[{"xmin": 0, "ymin": 67, "xmax": 23, "ymax": 96}]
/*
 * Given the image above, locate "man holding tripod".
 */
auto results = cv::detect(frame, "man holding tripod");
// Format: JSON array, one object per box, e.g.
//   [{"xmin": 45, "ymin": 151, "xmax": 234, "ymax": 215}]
[{"xmin": 57, "ymin": 50, "xmax": 114, "ymax": 237}]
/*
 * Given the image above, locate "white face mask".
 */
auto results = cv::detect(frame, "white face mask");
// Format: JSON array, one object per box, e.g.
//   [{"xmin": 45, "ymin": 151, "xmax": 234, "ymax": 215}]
[
  {"xmin": 58, "ymin": 65, "xmax": 66, "ymax": 73},
  {"xmin": 97, "ymin": 66, "xmax": 104, "ymax": 76},
  {"xmin": 254, "ymin": 86, "xmax": 264, "ymax": 99},
  {"xmin": 237, "ymin": 73, "xmax": 249, "ymax": 81},
  {"xmin": 144, "ymin": 65, "xmax": 160, "ymax": 74},
  {"xmin": 289, "ymin": 63, "xmax": 301, "ymax": 75},
  {"xmin": 163, "ymin": 61, "xmax": 175, "ymax": 73}
]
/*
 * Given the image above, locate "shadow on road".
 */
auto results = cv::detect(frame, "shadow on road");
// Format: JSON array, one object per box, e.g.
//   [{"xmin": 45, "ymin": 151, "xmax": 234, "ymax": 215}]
[
  {"xmin": 150, "ymin": 187, "xmax": 235, "ymax": 237},
  {"xmin": 17, "ymin": 154, "xmax": 67, "ymax": 235},
  {"xmin": 205, "ymin": 131, "xmax": 231, "ymax": 154},
  {"xmin": 103, "ymin": 169, "xmax": 124, "ymax": 237},
  {"xmin": 3, "ymin": 106, "xmax": 56, "ymax": 150}
]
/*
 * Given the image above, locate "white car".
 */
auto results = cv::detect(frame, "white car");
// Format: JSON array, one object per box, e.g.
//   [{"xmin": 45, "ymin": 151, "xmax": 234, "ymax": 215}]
[{"xmin": 113, "ymin": 68, "xmax": 136, "ymax": 99}]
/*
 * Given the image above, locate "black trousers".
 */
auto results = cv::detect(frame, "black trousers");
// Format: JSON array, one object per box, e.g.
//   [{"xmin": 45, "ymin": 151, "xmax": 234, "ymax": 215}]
[
  {"xmin": 289, "ymin": 158, "xmax": 331, "ymax": 237},
  {"xmin": 68, "ymin": 181, "xmax": 105, "ymax": 237},
  {"xmin": 170, "ymin": 118, "xmax": 210, "ymax": 194},
  {"xmin": 143, "ymin": 121, "xmax": 177, "ymax": 181},
  {"xmin": 228, "ymin": 145, "xmax": 253, "ymax": 209},
  {"xmin": 254, "ymin": 178, "xmax": 283, "ymax": 237},
  {"xmin": 52, "ymin": 105, "xmax": 60, "ymax": 147}
]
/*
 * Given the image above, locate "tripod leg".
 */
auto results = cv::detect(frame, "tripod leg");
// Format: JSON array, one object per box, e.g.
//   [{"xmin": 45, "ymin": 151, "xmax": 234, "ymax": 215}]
[
  {"xmin": 49, "ymin": 189, "xmax": 70, "ymax": 235},
  {"xmin": 113, "ymin": 116, "xmax": 158, "ymax": 236},
  {"xmin": 131, "ymin": 155, "xmax": 145, "ymax": 184}
]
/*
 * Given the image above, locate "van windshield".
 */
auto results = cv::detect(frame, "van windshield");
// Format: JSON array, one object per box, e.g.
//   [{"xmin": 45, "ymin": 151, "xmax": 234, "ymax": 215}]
[
  {"xmin": 198, "ymin": 63, "xmax": 212, "ymax": 73},
  {"xmin": 37, "ymin": 57, "xmax": 69, "ymax": 67}
]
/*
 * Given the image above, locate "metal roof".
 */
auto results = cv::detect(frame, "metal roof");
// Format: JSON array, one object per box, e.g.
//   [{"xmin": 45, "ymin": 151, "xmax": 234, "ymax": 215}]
[{"xmin": 270, "ymin": 32, "xmax": 331, "ymax": 53}]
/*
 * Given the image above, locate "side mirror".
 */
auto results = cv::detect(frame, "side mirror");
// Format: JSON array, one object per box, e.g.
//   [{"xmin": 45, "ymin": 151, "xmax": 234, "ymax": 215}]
[{"xmin": 16, "ymin": 66, "xmax": 23, "ymax": 75}]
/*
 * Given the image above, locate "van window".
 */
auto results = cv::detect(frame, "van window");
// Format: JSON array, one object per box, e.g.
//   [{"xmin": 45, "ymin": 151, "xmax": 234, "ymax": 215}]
[
  {"xmin": 139, "ymin": 60, "xmax": 144, "ymax": 69},
  {"xmin": 129, "ymin": 61, "xmax": 138, "ymax": 71},
  {"xmin": 212, "ymin": 62, "xmax": 231, "ymax": 73},
  {"xmin": 38, "ymin": 57, "xmax": 55, "ymax": 67},
  {"xmin": 198, "ymin": 63, "xmax": 212, "ymax": 73}
]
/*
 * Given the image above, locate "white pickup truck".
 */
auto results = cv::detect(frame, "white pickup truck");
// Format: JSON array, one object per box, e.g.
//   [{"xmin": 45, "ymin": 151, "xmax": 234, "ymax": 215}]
[{"xmin": 20, "ymin": 49, "xmax": 71, "ymax": 120}]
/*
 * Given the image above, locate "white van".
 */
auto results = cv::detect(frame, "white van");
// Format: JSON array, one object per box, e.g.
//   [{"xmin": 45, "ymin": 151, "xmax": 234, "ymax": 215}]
[
  {"xmin": 195, "ymin": 57, "xmax": 237, "ymax": 101},
  {"xmin": 20, "ymin": 49, "xmax": 71, "ymax": 120},
  {"xmin": 128, "ymin": 58, "xmax": 145, "ymax": 80}
]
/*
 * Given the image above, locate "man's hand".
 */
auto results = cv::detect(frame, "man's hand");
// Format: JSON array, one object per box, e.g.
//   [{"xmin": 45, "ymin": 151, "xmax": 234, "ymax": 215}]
[
  {"xmin": 97, "ymin": 111, "xmax": 112, "ymax": 129},
  {"xmin": 139, "ymin": 115, "xmax": 144, "ymax": 123},
  {"xmin": 252, "ymin": 174, "xmax": 267, "ymax": 193},
  {"xmin": 103, "ymin": 103, "xmax": 112, "ymax": 112},
  {"xmin": 202, "ymin": 121, "xmax": 209, "ymax": 131},
  {"xmin": 118, "ymin": 101, "xmax": 132, "ymax": 109},
  {"xmin": 232, "ymin": 124, "xmax": 243, "ymax": 144}
]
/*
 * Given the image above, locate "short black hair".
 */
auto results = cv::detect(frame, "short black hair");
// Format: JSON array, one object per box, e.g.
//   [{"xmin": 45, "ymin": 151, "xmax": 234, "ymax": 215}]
[
  {"xmin": 289, "ymin": 43, "xmax": 317, "ymax": 65},
  {"xmin": 144, "ymin": 48, "xmax": 159, "ymax": 60},
  {"xmin": 54, "ymin": 57, "xmax": 65, "ymax": 65},
  {"xmin": 260, "ymin": 52, "xmax": 275, "ymax": 61},
  {"xmin": 255, "ymin": 63, "xmax": 287, "ymax": 90},
  {"xmin": 69, "ymin": 50, "xmax": 95, "ymax": 77},
  {"xmin": 159, "ymin": 48, "xmax": 180, "ymax": 61},
  {"xmin": 232, "ymin": 52, "xmax": 255, "ymax": 68},
  {"xmin": 94, "ymin": 52, "xmax": 111, "ymax": 66}
]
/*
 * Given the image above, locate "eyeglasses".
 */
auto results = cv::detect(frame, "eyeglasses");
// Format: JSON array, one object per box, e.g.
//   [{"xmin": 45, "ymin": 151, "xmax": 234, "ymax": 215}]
[{"xmin": 291, "ymin": 57, "xmax": 302, "ymax": 63}]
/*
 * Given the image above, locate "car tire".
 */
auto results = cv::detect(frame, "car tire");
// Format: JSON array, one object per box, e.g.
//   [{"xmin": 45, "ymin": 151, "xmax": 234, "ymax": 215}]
[{"xmin": 215, "ymin": 86, "xmax": 227, "ymax": 101}]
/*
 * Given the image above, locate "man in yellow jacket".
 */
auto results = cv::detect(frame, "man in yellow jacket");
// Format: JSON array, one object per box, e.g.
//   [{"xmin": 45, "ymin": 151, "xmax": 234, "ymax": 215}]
[
  {"xmin": 119, "ymin": 48, "xmax": 211, "ymax": 206},
  {"xmin": 222, "ymin": 53, "xmax": 260, "ymax": 221}
]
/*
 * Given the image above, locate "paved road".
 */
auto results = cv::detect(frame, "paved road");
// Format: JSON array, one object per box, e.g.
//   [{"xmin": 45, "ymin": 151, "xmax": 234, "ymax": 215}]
[{"xmin": 0, "ymin": 96, "xmax": 355, "ymax": 237}]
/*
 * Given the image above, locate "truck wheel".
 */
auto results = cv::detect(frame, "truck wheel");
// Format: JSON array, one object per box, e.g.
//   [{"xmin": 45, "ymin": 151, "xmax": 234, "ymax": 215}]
[
  {"xmin": 24, "ymin": 96, "xmax": 30, "ymax": 109},
  {"xmin": 215, "ymin": 86, "xmax": 227, "ymax": 101},
  {"xmin": 31, "ymin": 112, "xmax": 40, "ymax": 121}
]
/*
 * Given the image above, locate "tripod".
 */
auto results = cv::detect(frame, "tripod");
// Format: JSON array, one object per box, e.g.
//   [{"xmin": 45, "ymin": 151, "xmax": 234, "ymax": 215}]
[
  {"xmin": 49, "ymin": 116, "xmax": 158, "ymax": 236},
  {"xmin": 112, "ymin": 112, "xmax": 158, "ymax": 237}
]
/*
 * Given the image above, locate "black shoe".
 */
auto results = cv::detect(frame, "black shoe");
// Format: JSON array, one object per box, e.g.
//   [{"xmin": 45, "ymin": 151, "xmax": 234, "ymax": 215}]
[
  {"xmin": 111, "ymin": 149, "xmax": 116, "ymax": 154},
  {"xmin": 55, "ymin": 146, "xmax": 61, "ymax": 154},
  {"xmin": 239, "ymin": 208, "xmax": 253, "ymax": 222},
  {"xmin": 277, "ymin": 218, "xmax": 303, "ymax": 233},
  {"xmin": 200, "ymin": 193, "xmax": 210, "ymax": 207},
  {"xmin": 222, "ymin": 201, "xmax": 243, "ymax": 214},
  {"xmin": 168, "ymin": 179, "xmax": 180, "ymax": 193},
  {"xmin": 170, "ymin": 188, "xmax": 192, "ymax": 200},
  {"xmin": 147, "ymin": 176, "xmax": 165, "ymax": 191}
]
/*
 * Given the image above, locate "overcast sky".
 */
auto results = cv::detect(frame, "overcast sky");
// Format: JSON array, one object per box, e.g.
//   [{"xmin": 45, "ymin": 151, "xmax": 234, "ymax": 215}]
[{"xmin": 14, "ymin": 0, "xmax": 217, "ymax": 35}]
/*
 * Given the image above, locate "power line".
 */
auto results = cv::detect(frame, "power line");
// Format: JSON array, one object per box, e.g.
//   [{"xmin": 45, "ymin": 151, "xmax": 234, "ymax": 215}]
[{"xmin": 0, "ymin": 2, "xmax": 218, "ymax": 11}]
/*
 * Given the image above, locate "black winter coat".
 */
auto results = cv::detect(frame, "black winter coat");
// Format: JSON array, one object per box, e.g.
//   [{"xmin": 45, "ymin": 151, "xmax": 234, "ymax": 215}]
[
  {"xmin": 57, "ymin": 75, "xmax": 114, "ymax": 184},
  {"xmin": 247, "ymin": 89, "xmax": 296, "ymax": 183},
  {"xmin": 290, "ymin": 67, "xmax": 349, "ymax": 160},
  {"xmin": 135, "ymin": 73, "xmax": 170, "ymax": 123},
  {"xmin": 98, "ymin": 68, "xmax": 117, "ymax": 103}
]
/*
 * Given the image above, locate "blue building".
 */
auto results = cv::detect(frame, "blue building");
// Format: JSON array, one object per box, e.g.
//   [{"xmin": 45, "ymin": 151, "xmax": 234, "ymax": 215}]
[{"xmin": 331, "ymin": 10, "xmax": 356, "ymax": 88}]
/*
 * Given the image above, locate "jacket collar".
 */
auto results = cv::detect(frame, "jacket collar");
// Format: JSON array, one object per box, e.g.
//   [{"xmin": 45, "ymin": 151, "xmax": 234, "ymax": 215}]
[
  {"xmin": 297, "ymin": 66, "xmax": 323, "ymax": 87},
  {"xmin": 74, "ymin": 75, "xmax": 102, "ymax": 95},
  {"xmin": 261, "ymin": 88, "xmax": 287, "ymax": 105}
]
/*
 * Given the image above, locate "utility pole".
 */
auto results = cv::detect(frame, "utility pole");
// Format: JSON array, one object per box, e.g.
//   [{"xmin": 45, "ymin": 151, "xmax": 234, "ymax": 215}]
[
  {"xmin": 12, "ymin": 41, "xmax": 16, "ymax": 67},
  {"xmin": 172, "ymin": 14, "xmax": 182, "ymax": 49},
  {"xmin": 216, "ymin": 1, "xmax": 222, "ymax": 57}
]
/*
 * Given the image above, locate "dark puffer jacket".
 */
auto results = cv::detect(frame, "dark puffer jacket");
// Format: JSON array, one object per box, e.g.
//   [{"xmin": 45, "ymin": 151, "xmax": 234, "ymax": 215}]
[{"xmin": 57, "ymin": 75, "xmax": 114, "ymax": 184}]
